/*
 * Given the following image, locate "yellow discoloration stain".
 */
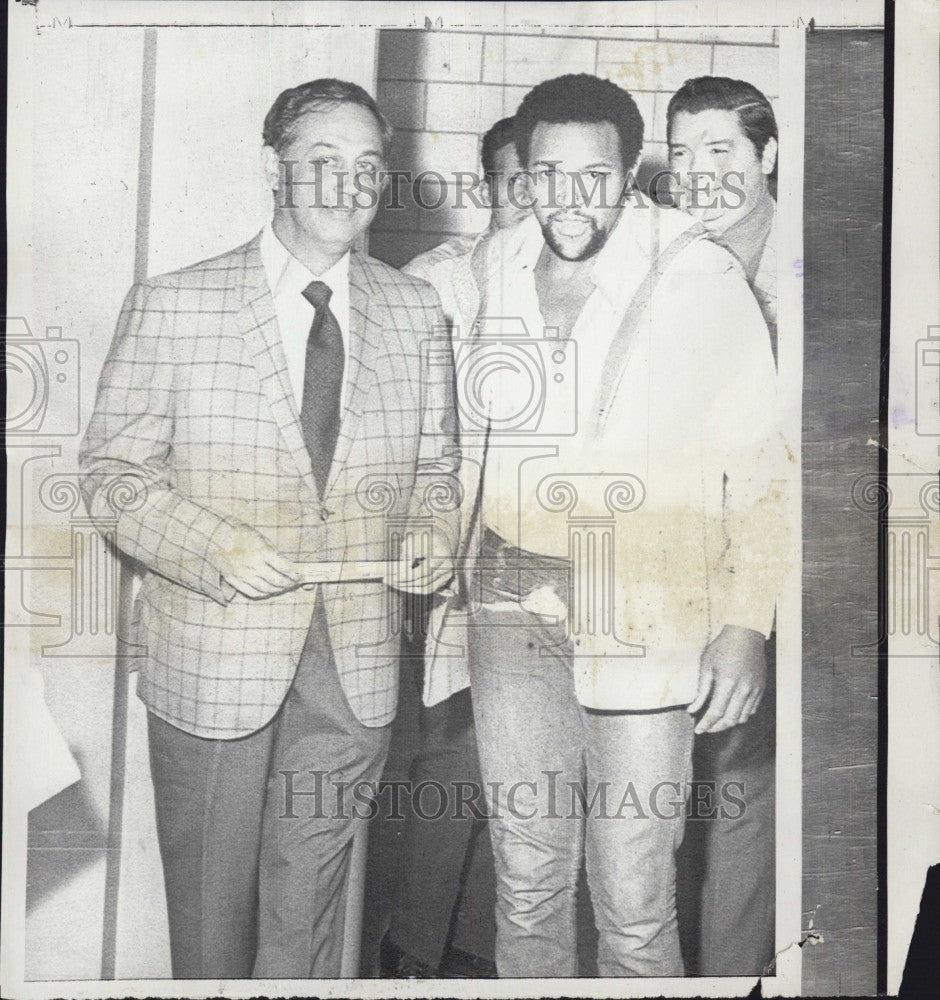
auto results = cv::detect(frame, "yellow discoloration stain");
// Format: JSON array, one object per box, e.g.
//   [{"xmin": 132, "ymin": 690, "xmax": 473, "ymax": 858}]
[
  {"xmin": 476, "ymin": 485, "xmax": 791, "ymax": 672},
  {"xmin": 608, "ymin": 44, "xmax": 676, "ymax": 90}
]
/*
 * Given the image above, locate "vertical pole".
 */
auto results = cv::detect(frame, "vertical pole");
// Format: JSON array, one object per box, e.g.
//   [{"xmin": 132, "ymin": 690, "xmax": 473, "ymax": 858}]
[{"xmin": 100, "ymin": 26, "xmax": 157, "ymax": 980}]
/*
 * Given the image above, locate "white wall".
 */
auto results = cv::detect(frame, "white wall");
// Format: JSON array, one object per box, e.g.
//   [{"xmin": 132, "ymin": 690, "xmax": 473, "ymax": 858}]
[
  {"xmin": 148, "ymin": 27, "xmax": 379, "ymax": 275},
  {"xmin": 6, "ymin": 17, "xmax": 145, "ymax": 982}
]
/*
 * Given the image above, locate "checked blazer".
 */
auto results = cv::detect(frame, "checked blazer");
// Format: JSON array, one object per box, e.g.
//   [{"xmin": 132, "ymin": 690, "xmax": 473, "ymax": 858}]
[{"xmin": 79, "ymin": 233, "xmax": 459, "ymax": 738}]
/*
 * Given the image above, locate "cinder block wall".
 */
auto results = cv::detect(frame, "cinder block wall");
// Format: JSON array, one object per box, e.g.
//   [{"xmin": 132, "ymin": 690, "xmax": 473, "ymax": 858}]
[{"xmin": 371, "ymin": 26, "xmax": 779, "ymax": 267}]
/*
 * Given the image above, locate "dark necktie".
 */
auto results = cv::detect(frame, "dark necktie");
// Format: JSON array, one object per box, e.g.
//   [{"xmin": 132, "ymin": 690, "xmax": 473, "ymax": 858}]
[{"xmin": 300, "ymin": 279, "xmax": 344, "ymax": 499}]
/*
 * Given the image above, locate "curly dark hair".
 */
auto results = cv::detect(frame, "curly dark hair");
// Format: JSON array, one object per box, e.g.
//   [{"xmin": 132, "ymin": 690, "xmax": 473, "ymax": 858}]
[
  {"xmin": 513, "ymin": 74, "xmax": 645, "ymax": 169},
  {"xmin": 262, "ymin": 78, "xmax": 392, "ymax": 155}
]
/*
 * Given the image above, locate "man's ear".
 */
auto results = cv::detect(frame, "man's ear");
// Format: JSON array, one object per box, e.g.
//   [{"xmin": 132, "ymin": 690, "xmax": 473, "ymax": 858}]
[
  {"xmin": 479, "ymin": 176, "xmax": 493, "ymax": 210},
  {"xmin": 761, "ymin": 136, "xmax": 778, "ymax": 176},
  {"xmin": 261, "ymin": 145, "xmax": 280, "ymax": 191},
  {"xmin": 519, "ymin": 169, "xmax": 537, "ymax": 206}
]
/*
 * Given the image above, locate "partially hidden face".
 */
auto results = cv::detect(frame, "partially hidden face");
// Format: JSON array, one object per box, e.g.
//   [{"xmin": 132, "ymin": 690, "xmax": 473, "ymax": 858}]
[{"xmin": 485, "ymin": 141, "xmax": 532, "ymax": 232}]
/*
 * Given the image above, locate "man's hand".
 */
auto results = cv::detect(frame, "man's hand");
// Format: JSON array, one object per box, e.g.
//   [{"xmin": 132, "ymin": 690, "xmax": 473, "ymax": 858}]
[
  {"xmin": 389, "ymin": 531, "xmax": 455, "ymax": 595},
  {"xmin": 215, "ymin": 524, "xmax": 300, "ymax": 600},
  {"xmin": 687, "ymin": 625, "xmax": 767, "ymax": 735}
]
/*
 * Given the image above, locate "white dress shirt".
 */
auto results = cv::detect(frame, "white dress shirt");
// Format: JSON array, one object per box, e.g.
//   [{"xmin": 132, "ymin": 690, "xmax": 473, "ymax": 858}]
[{"xmin": 259, "ymin": 222, "xmax": 351, "ymax": 412}]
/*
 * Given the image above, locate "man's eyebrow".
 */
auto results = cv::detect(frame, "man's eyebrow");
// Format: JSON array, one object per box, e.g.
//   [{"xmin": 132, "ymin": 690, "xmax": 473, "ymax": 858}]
[
  {"xmin": 305, "ymin": 141, "xmax": 385, "ymax": 159},
  {"xmin": 667, "ymin": 137, "xmax": 735, "ymax": 151},
  {"xmin": 307, "ymin": 141, "xmax": 382, "ymax": 151}
]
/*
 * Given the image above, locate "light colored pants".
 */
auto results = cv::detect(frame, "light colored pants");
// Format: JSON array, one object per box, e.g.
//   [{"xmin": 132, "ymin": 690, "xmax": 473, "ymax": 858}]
[{"xmin": 468, "ymin": 535, "xmax": 694, "ymax": 977}]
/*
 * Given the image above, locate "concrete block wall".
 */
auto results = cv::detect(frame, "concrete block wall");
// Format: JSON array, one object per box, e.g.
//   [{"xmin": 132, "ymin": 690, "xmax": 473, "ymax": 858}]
[{"xmin": 371, "ymin": 27, "xmax": 779, "ymax": 267}]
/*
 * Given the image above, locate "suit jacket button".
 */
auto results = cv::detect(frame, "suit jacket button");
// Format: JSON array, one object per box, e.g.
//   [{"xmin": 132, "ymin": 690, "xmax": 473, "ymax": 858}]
[{"xmin": 320, "ymin": 507, "xmax": 332, "ymax": 521}]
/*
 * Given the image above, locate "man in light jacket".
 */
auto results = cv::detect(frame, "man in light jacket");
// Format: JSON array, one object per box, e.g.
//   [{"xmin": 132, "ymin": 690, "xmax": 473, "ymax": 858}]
[{"xmin": 425, "ymin": 72, "xmax": 788, "ymax": 977}]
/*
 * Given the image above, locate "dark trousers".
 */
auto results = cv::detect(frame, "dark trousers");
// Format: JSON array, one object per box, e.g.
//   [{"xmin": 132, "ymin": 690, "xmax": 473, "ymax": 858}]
[
  {"xmin": 387, "ymin": 685, "xmax": 497, "ymax": 966},
  {"xmin": 680, "ymin": 638, "xmax": 776, "ymax": 975},
  {"xmin": 148, "ymin": 597, "xmax": 391, "ymax": 978}
]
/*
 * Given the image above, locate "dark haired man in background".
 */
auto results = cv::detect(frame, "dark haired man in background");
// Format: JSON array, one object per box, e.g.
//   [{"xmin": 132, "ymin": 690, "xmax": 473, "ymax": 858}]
[
  {"xmin": 667, "ymin": 75, "xmax": 780, "ymax": 976},
  {"xmin": 426, "ymin": 72, "xmax": 786, "ymax": 976},
  {"xmin": 376, "ymin": 116, "xmax": 529, "ymax": 980},
  {"xmin": 405, "ymin": 115, "xmax": 530, "ymax": 283},
  {"xmin": 667, "ymin": 75, "xmax": 778, "ymax": 354},
  {"xmin": 80, "ymin": 78, "xmax": 458, "ymax": 979}
]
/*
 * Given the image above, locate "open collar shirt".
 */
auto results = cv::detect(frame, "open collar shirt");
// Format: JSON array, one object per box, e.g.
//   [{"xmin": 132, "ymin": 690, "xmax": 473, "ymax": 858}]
[{"xmin": 475, "ymin": 201, "xmax": 659, "ymax": 556}]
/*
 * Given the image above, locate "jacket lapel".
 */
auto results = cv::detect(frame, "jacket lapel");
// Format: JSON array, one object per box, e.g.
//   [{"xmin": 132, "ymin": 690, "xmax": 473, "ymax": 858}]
[
  {"xmin": 323, "ymin": 251, "xmax": 384, "ymax": 497},
  {"xmin": 236, "ymin": 236, "xmax": 317, "ymax": 492},
  {"xmin": 452, "ymin": 238, "xmax": 484, "ymax": 338},
  {"xmin": 591, "ymin": 209, "xmax": 709, "ymax": 436}
]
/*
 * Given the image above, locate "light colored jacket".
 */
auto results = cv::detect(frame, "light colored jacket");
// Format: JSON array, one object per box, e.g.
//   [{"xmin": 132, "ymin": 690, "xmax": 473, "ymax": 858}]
[{"xmin": 424, "ymin": 202, "xmax": 788, "ymax": 710}]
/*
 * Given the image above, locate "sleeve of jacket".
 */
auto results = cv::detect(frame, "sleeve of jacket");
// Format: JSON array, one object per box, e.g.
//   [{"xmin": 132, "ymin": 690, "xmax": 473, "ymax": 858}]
[
  {"xmin": 78, "ymin": 281, "xmax": 238, "ymax": 604},
  {"xmin": 693, "ymin": 258, "xmax": 792, "ymax": 639},
  {"xmin": 407, "ymin": 288, "xmax": 461, "ymax": 560}
]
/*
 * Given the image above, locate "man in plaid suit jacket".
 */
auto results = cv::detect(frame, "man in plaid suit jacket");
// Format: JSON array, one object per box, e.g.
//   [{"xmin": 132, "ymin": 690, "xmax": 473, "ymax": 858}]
[{"xmin": 79, "ymin": 79, "xmax": 458, "ymax": 979}]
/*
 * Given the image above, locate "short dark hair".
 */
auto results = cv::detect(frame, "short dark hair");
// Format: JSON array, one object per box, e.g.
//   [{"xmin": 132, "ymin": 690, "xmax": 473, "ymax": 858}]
[
  {"xmin": 513, "ymin": 74, "xmax": 645, "ymax": 169},
  {"xmin": 481, "ymin": 117, "xmax": 518, "ymax": 177},
  {"xmin": 262, "ymin": 78, "xmax": 392, "ymax": 155},
  {"xmin": 666, "ymin": 76, "xmax": 778, "ymax": 180}
]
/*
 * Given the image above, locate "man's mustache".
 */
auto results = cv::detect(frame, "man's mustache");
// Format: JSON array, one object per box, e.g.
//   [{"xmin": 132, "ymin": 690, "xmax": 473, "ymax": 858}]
[{"xmin": 547, "ymin": 211, "xmax": 596, "ymax": 226}]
